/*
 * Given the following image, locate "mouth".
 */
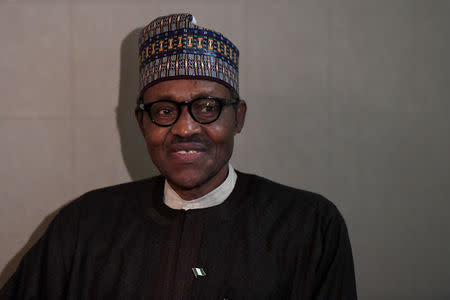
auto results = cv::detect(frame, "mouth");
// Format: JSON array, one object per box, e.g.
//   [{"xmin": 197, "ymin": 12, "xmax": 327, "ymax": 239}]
[
  {"xmin": 176, "ymin": 150, "xmax": 199, "ymax": 155},
  {"xmin": 171, "ymin": 149, "xmax": 203, "ymax": 161},
  {"xmin": 169, "ymin": 143, "xmax": 207, "ymax": 161}
]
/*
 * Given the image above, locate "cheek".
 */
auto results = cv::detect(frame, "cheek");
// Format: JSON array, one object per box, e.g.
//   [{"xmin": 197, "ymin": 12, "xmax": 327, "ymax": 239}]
[
  {"xmin": 143, "ymin": 126, "xmax": 167, "ymax": 155},
  {"xmin": 207, "ymin": 123, "xmax": 236, "ymax": 154},
  {"xmin": 211, "ymin": 112, "xmax": 237, "ymax": 141}
]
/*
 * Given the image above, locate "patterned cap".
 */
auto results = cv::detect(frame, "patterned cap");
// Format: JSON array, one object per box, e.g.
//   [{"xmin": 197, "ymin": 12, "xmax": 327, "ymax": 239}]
[{"xmin": 138, "ymin": 13, "xmax": 239, "ymax": 98}]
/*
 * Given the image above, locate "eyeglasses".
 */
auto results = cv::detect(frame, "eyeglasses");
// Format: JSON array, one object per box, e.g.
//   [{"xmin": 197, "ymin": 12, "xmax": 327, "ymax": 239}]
[{"xmin": 138, "ymin": 96, "xmax": 239, "ymax": 127}]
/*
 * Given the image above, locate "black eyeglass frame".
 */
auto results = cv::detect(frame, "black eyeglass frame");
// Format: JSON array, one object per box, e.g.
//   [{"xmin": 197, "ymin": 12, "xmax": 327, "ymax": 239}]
[{"xmin": 137, "ymin": 96, "xmax": 240, "ymax": 127}]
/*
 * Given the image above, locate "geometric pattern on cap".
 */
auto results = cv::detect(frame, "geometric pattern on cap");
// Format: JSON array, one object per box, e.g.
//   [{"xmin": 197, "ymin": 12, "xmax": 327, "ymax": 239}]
[{"xmin": 138, "ymin": 13, "xmax": 239, "ymax": 96}]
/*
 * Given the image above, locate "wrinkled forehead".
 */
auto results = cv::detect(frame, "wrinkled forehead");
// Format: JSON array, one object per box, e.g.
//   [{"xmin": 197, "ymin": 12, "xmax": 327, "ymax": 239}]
[{"xmin": 142, "ymin": 79, "xmax": 232, "ymax": 102}]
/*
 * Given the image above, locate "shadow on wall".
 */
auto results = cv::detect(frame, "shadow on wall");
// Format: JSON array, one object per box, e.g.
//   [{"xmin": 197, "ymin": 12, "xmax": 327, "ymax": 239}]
[
  {"xmin": 117, "ymin": 28, "xmax": 159, "ymax": 181},
  {"xmin": 0, "ymin": 28, "xmax": 160, "ymax": 289}
]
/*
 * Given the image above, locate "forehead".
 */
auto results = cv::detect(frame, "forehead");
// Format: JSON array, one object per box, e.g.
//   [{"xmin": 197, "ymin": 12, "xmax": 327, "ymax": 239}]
[{"xmin": 143, "ymin": 79, "xmax": 231, "ymax": 102}]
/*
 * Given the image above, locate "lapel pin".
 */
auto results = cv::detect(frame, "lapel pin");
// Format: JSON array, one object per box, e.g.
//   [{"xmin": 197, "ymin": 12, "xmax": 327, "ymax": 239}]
[{"xmin": 192, "ymin": 267, "xmax": 206, "ymax": 278}]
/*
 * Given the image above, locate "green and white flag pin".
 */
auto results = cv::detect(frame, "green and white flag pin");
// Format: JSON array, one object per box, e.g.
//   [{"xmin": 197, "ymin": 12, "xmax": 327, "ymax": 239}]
[{"xmin": 192, "ymin": 267, "xmax": 206, "ymax": 278}]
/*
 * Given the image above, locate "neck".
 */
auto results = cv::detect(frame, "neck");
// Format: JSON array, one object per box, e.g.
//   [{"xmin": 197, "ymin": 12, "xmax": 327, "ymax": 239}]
[{"xmin": 164, "ymin": 164, "xmax": 237, "ymax": 211}]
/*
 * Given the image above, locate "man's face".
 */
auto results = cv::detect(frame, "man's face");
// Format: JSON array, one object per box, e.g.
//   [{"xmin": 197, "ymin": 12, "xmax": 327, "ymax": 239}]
[{"xmin": 136, "ymin": 79, "xmax": 246, "ymax": 199}]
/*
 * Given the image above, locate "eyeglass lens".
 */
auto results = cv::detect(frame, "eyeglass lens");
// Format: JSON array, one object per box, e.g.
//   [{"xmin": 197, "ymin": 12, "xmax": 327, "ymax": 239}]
[{"xmin": 150, "ymin": 98, "xmax": 222, "ymax": 125}]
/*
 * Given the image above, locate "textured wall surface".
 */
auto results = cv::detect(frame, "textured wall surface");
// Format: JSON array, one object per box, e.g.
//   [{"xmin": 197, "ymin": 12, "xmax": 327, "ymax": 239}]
[{"xmin": 1, "ymin": 0, "xmax": 449, "ymax": 299}]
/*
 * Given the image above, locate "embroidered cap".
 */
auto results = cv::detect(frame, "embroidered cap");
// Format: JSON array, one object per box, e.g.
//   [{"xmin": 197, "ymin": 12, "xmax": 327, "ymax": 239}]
[{"xmin": 138, "ymin": 13, "xmax": 239, "ymax": 98}]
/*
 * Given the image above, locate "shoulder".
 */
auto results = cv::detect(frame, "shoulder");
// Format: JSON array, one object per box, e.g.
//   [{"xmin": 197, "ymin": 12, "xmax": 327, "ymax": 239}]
[
  {"xmin": 235, "ymin": 170, "xmax": 344, "ymax": 226},
  {"xmin": 78, "ymin": 176, "xmax": 162, "ymax": 201},
  {"xmin": 57, "ymin": 176, "xmax": 163, "ymax": 222}
]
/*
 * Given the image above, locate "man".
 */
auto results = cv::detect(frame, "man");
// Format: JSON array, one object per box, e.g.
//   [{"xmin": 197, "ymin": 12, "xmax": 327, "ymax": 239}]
[{"xmin": 0, "ymin": 13, "xmax": 357, "ymax": 299}]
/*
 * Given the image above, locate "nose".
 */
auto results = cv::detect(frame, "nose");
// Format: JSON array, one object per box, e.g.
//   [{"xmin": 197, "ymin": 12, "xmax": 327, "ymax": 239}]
[{"xmin": 170, "ymin": 106, "xmax": 202, "ymax": 137}]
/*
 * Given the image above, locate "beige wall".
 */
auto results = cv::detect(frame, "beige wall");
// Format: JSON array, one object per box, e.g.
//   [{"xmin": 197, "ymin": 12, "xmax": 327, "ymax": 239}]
[{"xmin": 1, "ymin": 0, "xmax": 450, "ymax": 299}]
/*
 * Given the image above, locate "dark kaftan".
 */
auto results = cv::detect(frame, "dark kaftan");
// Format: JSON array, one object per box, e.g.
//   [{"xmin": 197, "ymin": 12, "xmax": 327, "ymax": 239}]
[{"xmin": 0, "ymin": 171, "xmax": 357, "ymax": 299}]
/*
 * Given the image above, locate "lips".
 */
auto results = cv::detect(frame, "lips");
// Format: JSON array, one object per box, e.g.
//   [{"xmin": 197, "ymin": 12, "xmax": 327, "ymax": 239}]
[
  {"xmin": 169, "ymin": 143, "xmax": 207, "ymax": 161},
  {"xmin": 170, "ymin": 142, "xmax": 207, "ymax": 152},
  {"xmin": 176, "ymin": 150, "xmax": 199, "ymax": 155}
]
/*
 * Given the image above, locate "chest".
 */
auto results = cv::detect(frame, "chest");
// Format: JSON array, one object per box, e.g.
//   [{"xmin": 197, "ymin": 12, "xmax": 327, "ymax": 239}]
[{"xmin": 67, "ymin": 212, "xmax": 297, "ymax": 299}]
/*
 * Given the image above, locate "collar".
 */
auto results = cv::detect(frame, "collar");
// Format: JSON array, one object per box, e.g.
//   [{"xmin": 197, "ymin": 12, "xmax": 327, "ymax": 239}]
[{"xmin": 164, "ymin": 164, "xmax": 237, "ymax": 210}]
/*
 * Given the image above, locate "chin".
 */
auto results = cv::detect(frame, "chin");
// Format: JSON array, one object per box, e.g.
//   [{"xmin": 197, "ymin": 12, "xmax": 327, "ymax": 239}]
[{"xmin": 165, "ymin": 169, "xmax": 209, "ymax": 190}]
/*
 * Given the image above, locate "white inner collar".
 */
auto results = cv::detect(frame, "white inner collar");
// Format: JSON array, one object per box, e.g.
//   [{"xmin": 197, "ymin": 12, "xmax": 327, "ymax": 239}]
[{"xmin": 164, "ymin": 164, "xmax": 237, "ymax": 210}]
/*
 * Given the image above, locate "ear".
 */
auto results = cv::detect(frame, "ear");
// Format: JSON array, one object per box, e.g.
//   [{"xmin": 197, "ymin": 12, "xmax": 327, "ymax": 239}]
[
  {"xmin": 234, "ymin": 100, "xmax": 247, "ymax": 134},
  {"xmin": 135, "ymin": 107, "xmax": 145, "ymax": 136}
]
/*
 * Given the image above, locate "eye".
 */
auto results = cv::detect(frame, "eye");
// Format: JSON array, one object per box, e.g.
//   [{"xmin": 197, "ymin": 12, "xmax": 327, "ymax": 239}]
[
  {"xmin": 201, "ymin": 103, "xmax": 217, "ymax": 113},
  {"xmin": 194, "ymin": 99, "xmax": 220, "ymax": 114},
  {"xmin": 156, "ymin": 107, "xmax": 174, "ymax": 115},
  {"xmin": 150, "ymin": 102, "xmax": 178, "ymax": 119}
]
